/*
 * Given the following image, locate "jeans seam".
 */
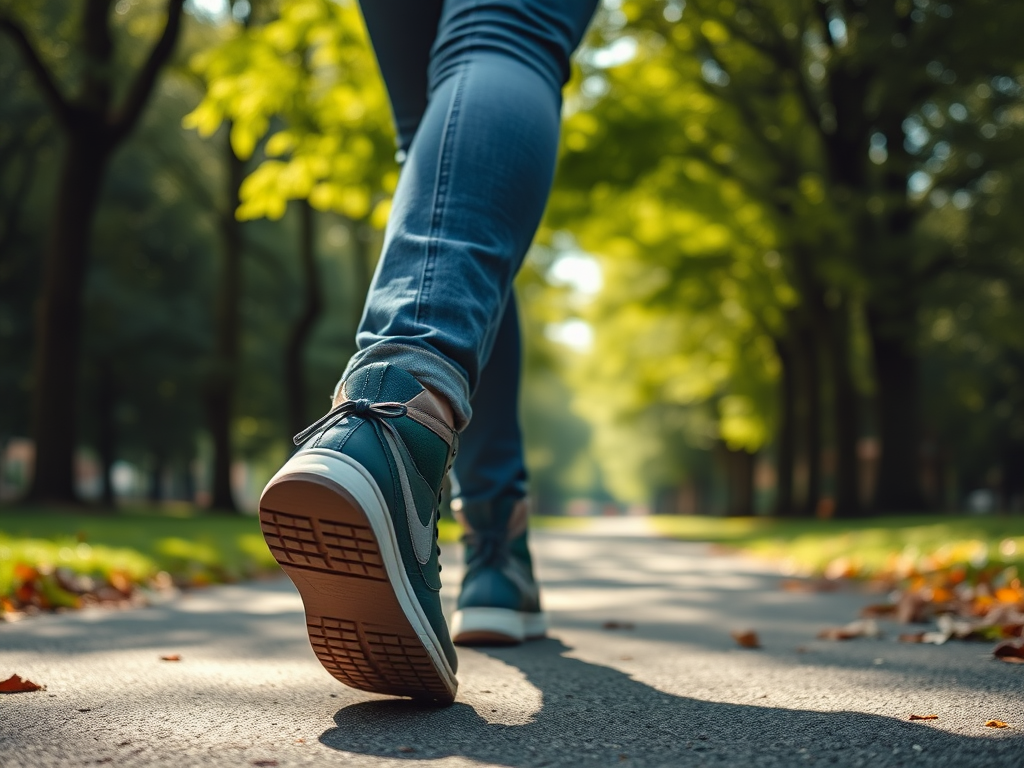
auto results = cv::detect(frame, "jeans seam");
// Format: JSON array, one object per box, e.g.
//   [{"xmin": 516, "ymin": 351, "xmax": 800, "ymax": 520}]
[{"xmin": 416, "ymin": 63, "xmax": 469, "ymax": 324}]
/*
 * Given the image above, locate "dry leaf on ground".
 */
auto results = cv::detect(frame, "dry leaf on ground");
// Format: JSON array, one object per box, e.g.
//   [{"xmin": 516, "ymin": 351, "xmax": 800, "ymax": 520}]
[
  {"xmin": 601, "ymin": 621, "xmax": 635, "ymax": 630},
  {"xmin": 984, "ymin": 720, "xmax": 1009, "ymax": 728},
  {"xmin": 861, "ymin": 604, "xmax": 898, "ymax": 618},
  {"xmin": 0, "ymin": 674, "xmax": 45, "ymax": 693},
  {"xmin": 817, "ymin": 619, "xmax": 881, "ymax": 641},
  {"xmin": 780, "ymin": 579, "xmax": 838, "ymax": 593},
  {"xmin": 909, "ymin": 714, "xmax": 939, "ymax": 721},
  {"xmin": 159, "ymin": 654, "xmax": 182, "ymax": 662},
  {"xmin": 993, "ymin": 641, "xmax": 1024, "ymax": 664},
  {"xmin": 731, "ymin": 630, "xmax": 762, "ymax": 649}
]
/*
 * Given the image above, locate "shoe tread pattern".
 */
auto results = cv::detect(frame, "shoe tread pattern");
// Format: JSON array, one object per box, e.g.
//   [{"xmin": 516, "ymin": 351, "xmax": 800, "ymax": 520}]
[{"xmin": 259, "ymin": 477, "xmax": 453, "ymax": 702}]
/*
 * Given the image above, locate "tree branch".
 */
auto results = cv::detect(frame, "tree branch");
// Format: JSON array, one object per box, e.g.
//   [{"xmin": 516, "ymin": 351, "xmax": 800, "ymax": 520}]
[
  {"xmin": 109, "ymin": 0, "xmax": 186, "ymax": 140},
  {"xmin": 0, "ymin": 15, "xmax": 73, "ymax": 127}
]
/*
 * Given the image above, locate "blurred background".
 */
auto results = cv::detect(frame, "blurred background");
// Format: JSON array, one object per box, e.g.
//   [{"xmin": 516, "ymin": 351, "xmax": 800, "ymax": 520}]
[{"xmin": 1, "ymin": 0, "xmax": 1022, "ymax": 522}]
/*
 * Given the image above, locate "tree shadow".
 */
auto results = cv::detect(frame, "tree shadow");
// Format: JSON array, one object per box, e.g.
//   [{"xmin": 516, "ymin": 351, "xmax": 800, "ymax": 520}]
[{"xmin": 321, "ymin": 638, "xmax": 1021, "ymax": 768}]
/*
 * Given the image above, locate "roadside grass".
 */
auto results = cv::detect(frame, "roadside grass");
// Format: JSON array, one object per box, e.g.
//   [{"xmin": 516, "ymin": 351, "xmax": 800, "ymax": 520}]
[
  {"xmin": 6, "ymin": 504, "xmax": 1020, "ymax": 614},
  {"xmin": 650, "ymin": 514, "xmax": 1024, "ymax": 579}
]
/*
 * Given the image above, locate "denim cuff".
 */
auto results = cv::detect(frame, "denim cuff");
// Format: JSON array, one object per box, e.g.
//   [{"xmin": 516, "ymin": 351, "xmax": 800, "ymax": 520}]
[{"xmin": 339, "ymin": 342, "xmax": 473, "ymax": 431}]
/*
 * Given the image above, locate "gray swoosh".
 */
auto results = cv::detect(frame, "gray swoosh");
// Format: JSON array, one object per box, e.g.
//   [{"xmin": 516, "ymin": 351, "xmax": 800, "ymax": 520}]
[{"xmin": 381, "ymin": 428, "xmax": 435, "ymax": 565}]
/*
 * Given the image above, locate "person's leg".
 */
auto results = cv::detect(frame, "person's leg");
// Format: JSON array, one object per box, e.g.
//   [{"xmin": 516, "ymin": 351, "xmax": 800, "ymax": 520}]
[
  {"xmin": 356, "ymin": 0, "xmax": 442, "ymax": 156},
  {"xmin": 450, "ymin": 297, "xmax": 527, "ymax": 506},
  {"xmin": 262, "ymin": 0, "xmax": 598, "ymax": 703},
  {"xmin": 343, "ymin": 0, "xmax": 600, "ymax": 430},
  {"xmin": 448, "ymin": 295, "xmax": 545, "ymax": 644}
]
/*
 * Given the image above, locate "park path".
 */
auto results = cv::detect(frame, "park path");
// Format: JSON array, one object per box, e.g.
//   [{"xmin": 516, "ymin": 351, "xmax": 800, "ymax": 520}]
[{"xmin": 1, "ymin": 517, "xmax": 1021, "ymax": 768}]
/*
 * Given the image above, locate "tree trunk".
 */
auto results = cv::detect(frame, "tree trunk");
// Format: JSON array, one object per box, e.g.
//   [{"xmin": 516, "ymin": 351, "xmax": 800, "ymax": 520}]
[
  {"xmin": 825, "ymin": 300, "xmax": 862, "ymax": 518},
  {"xmin": 26, "ymin": 136, "xmax": 110, "ymax": 504},
  {"xmin": 868, "ymin": 308, "xmax": 927, "ymax": 512},
  {"xmin": 206, "ymin": 135, "xmax": 245, "ymax": 512},
  {"xmin": 285, "ymin": 200, "xmax": 323, "ymax": 436},
  {"xmin": 96, "ymin": 357, "xmax": 117, "ymax": 508},
  {"xmin": 722, "ymin": 443, "xmax": 756, "ymax": 516},
  {"xmin": 772, "ymin": 335, "xmax": 796, "ymax": 517},
  {"xmin": 796, "ymin": 321, "xmax": 823, "ymax": 517},
  {"xmin": 148, "ymin": 452, "xmax": 166, "ymax": 503}
]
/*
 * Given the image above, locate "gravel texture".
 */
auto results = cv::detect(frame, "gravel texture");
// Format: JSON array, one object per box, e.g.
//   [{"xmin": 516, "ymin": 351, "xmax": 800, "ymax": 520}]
[{"xmin": 2, "ymin": 517, "xmax": 1021, "ymax": 767}]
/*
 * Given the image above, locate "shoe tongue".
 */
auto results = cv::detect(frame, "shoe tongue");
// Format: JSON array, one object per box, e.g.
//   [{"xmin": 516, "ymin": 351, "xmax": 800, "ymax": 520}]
[{"xmin": 340, "ymin": 362, "xmax": 423, "ymax": 405}]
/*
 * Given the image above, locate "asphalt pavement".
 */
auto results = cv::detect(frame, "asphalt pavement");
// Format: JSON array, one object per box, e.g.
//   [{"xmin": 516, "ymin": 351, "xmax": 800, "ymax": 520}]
[{"xmin": 2, "ymin": 517, "xmax": 1022, "ymax": 767}]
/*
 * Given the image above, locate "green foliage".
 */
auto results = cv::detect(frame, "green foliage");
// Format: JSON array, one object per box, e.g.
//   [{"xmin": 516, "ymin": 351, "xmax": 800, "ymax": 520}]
[
  {"xmin": 183, "ymin": 0, "xmax": 396, "ymax": 222},
  {"xmin": 544, "ymin": 0, "xmax": 1024, "ymax": 508}
]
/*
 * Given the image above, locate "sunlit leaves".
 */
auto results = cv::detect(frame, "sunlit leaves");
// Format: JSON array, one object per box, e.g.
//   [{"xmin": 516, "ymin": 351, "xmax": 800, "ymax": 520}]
[{"xmin": 184, "ymin": 0, "xmax": 394, "ymax": 221}]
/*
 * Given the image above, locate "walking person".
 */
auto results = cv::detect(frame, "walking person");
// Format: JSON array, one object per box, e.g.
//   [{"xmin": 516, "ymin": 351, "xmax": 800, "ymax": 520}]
[{"xmin": 259, "ymin": 0, "xmax": 599, "ymax": 704}]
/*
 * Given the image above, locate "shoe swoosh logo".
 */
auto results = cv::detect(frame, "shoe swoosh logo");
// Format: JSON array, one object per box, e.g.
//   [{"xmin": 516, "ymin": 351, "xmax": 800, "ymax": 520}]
[{"xmin": 381, "ymin": 427, "xmax": 435, "ymax": 565}]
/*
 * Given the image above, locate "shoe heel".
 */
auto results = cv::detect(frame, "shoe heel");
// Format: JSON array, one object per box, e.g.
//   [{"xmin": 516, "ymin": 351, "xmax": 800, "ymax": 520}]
[
  {"xmin": 260, "ymin": 454, "xmax": 456, "ymax": 703},
  {"xmin": 451, "ymin": 607, "xmax": 548, "ymax": 645}
]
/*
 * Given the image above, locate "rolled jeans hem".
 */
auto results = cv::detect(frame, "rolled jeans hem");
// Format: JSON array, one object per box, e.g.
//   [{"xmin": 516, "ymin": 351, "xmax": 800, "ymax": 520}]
[{"xmin": 339, "ymin": 342, "xmax": 472, "ymax": 430}]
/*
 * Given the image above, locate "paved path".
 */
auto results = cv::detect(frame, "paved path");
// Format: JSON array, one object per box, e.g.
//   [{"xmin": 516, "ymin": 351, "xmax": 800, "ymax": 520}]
[{"xmin": 2, "ymin": 518, "xmax": 1022, "ymax": 767}]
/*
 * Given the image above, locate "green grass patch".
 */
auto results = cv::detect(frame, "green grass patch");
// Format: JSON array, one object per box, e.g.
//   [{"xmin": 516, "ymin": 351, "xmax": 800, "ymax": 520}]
[
  {"xmin": 650, "ymin": 514, "xmax": 1024, "ymax": 578},
  {"xmin": 0, "ymin": 505, "xmax": 279, "ymax": 601}
]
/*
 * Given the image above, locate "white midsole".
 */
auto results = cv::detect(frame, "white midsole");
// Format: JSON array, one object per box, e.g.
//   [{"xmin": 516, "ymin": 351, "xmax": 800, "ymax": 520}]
[
  {"xmin": 451, "ymin": 607, "xmax": 548, "ymax": 642},
  {"xmin": 261, "ymin": 448, "xmax": 458, "ymax": 698}
]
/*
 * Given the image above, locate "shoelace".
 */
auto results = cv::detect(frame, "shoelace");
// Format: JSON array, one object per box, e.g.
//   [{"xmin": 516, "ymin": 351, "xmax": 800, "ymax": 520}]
[
  {"xmin": 293, "ymin": 397, "xmax": 448, "ymax": 570},
  {"xmin": 292, "ymin": 398, "xmax": 407, "ymax": 445}
]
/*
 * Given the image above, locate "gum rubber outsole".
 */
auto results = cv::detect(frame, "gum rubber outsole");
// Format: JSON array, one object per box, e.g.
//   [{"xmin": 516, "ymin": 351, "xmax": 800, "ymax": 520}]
[{"xmin": 259, "ymin": 458, "xmax": 456, "ymax": 704}]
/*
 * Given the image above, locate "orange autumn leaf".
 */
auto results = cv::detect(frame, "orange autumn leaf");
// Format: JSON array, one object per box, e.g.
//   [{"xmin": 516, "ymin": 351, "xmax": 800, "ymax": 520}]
[
  {"xmin": 985, "ymin": 720, "xmax": 1009, "ymax": 728},
  {"xmin": 995, "ymin": 588, "xmax": 1023, "ymax": 604},
  {"xmin": 0, "ymin": 674, "xmax": 45, "ymax": 693},
  {"xmin": 160, "ymin": 654, "xmax": 182, "ymax": 662},
  {"xmin": 860, "ymin": 604, "xmax": 898, "ymax": 618},
  {"xmin": 909, "ymin": 714, "xmax": 938, "ymax": 721},
  {"xmin": 731, "ymin": 630, "xmax": 761, "ymax": 649},
  {"xmin": 13, "ymin": 563, "xmax": 37, "ymax": 581}
]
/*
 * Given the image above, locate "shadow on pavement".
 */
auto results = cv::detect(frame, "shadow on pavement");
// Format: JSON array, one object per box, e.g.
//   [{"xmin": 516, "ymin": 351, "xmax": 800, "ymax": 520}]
[{"xmin": 321, "ymin": 638, "xmax": 1021, "ymax": 768}]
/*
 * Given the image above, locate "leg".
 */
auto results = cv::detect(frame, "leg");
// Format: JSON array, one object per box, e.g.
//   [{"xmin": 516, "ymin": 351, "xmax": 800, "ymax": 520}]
[
  {"xmin": 344, "ymin": 0, "xmax": 600, "ymax": 430},
  {"xmin": 450, "ymin": 296, "xmax": 527, "ymax": 505},
  {"xmin": 357, "ymin": 0, "xmax": 442, "ymax": 155}
]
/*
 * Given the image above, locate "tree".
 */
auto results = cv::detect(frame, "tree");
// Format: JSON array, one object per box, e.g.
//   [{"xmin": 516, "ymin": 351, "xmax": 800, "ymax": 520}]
[
  {"xmin": 184, "ymin": 0, "xmax": 395, "ymax": 455},
  {"xmin": 1, "ymin": 0, "xmax": 186, "ymax": 504}
]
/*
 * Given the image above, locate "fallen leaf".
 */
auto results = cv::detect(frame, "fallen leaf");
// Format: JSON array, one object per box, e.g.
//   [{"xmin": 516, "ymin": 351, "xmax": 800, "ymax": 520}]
[
  {"xmin": 159, "ymin": 654, "xmax": 182, "ymax": 662},
  {"xmin": 899, "ymin": 633, "xmax": 926, "ymax": 643},
  {"xmin": 985, "ymin": 720, "xmax": 1009, "ymax": 728},
  {"xmin": 731, "ymin": 630, "xmax": 761, "ymax": 649},
  {"xmin": 780, "ymin": 579, "xmax": 838, "ymax": 593},
  {"xmin": 0, "ymin": 674, "xmax": 45, "ymax": 693},
  {"xmin": 993, "ymin": 640, "xmax": 1024, "ymax": 663},
  {"xmin": 909, "ymin": 714, "xmax": 938, "ymax": 721},
  {"xmin": 861, "ymin": 604, "xmax": 898, "ymax": 618},
  {"xmin": 817, "ymin": 619, "xmax": 881, "ymax": 641},
  {"xmin": 601, "ymin": 621, "xmax": 635, "ymax": 630}
]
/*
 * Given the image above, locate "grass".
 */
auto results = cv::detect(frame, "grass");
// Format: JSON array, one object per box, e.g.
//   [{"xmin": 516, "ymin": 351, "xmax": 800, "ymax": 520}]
[
  {"xmin": 650, "ymin": 513, "xmax": 1024, "ymax": 579},
  {"xmin": 0, "ymin": 505, "xmax": 281, "ymax": 600},
  {"xmin": 7, "ymin": 503, "xmax": 1019, "ymax": 612},
  {"xmin": 0, "ymin": 504, "xmax": 546, "ymax": 605}
]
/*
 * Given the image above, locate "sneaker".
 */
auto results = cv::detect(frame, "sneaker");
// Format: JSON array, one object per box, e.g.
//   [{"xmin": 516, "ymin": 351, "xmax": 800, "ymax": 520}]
[
  {"xmin": 450, "ymin": 495, "xmax": 547, "ymax": 645},
  {"xmin": 259, "ymin": 362, "xmax": 459, "ymax": 703}
]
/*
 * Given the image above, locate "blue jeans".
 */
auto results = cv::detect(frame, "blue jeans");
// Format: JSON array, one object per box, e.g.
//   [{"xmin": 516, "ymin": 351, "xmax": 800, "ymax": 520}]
[{"xmin": 344, "ymin": 0, "xmax": 597, "ymax": 505}]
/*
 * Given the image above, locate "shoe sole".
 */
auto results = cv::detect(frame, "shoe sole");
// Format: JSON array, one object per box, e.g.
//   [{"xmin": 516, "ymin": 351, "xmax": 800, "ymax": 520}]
[
  {"xmin": 259, "ymin": 449, "xmax": 457, "ymax": 704},
  {"xmin": 451, "ymin": 607, "xmax": 548, "ymax": 646}
]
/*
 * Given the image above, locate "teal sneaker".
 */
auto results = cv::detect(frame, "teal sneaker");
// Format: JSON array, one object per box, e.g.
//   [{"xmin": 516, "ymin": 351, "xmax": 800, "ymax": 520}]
[
  {"xmin": 450, "ymin": 495, "xmax": 547, "ymax": 645},
  {"xmin": 259, "ymin": 362, "xmax": 459, "ymax": 703}
]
